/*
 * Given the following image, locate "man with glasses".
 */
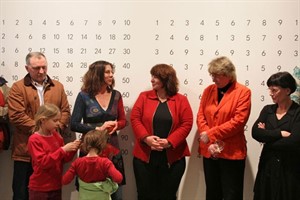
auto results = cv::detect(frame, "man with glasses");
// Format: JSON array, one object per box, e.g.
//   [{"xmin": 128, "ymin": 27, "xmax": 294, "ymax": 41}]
[{"xmin": 8, "ymin": 52, "xmax": 70, "ymax": 200}]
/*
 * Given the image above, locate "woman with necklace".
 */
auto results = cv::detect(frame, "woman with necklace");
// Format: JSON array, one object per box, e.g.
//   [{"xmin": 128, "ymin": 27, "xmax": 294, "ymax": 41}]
[{"xmin": 252, "ymin": 71, "xmax": 300, "ymax": 200}]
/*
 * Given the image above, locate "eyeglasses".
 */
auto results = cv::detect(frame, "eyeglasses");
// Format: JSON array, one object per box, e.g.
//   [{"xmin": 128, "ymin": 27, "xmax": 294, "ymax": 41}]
[
  {"xmin": 268, "ymin": 87, "xmax": 280, "ymax": 95},
  {"xmin": 210, "ymin": 74, "xmax": 223, "ymax": 78}
]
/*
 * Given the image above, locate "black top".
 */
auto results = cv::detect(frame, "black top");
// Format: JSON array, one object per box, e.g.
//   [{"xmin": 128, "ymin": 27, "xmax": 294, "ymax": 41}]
[
  {"xmin": 252, "ymin": 101, "xmax": 300, "ymax": 199},
  {"xmin": 153, "ymin": 101, "xmax": 172, "ymax": 138},
  {"xmin": 217, "ymin": 82, "xmax": 232, "ymax": 102},
  {"xmin": 150, "ymin": 101, "xmax": 173, "ymax": 166}
]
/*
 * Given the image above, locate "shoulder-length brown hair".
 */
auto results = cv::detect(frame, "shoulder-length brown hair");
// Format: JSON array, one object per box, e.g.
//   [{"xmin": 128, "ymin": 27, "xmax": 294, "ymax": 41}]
[
  {"xmin": 81, "ymin": 60, "xmax": 115, "ymax": 96},
  {"xmin": 81, "ymin": 130, "xmax": 109, "ymax": 154},
  {"xmin": 150, "ymin": 64, "xmax": 179, "ymax": 96}
]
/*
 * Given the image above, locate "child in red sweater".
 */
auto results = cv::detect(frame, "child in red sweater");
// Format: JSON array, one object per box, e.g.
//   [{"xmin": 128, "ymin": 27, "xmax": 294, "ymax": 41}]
[
  {"xmin": 63, "ymin": 129, "xmax": 123, "ymax": 200},
  {"xmin": 27, "ymin": 103, "xmax": 80, "ymax": 200}
]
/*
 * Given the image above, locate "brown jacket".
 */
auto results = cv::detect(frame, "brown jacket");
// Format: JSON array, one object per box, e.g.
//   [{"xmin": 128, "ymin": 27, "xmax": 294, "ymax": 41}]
[{"xmin": 8, "ymin": 74, "xmax": 70, "ymax": 162}]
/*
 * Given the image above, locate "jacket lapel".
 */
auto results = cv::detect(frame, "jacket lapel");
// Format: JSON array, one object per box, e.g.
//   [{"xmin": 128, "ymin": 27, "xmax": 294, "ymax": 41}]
[{"xmin": 277, "ymin": 102, "xmax": 298, "ymax": 127}]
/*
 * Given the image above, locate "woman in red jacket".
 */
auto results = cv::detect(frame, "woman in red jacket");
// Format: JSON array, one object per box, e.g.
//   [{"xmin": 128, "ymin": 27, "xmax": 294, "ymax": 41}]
[
  {"xmin": 131, "ymin": 64, "xmax": 193, "ymax": 200},
  {"xmin": 197, "ymin": 56, "xmax": 251, "ymax": 200}
]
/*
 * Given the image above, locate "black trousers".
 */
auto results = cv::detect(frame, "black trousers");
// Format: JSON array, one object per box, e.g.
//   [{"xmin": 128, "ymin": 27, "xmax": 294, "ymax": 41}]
[
  {"xmin": 133, "ymin": 156, "xmax": 186, "ymax": 200},
  {"xmin": 203, "ymin": 157, "xmax": 245, "ymax": 200},
  {"xmin": 12, "ymin": 161, "xmax": 33, "ymax": 200}
]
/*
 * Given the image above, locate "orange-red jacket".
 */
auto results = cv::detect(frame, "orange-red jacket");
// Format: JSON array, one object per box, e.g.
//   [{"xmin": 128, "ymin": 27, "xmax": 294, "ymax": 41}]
[{"xmin": 197, "ymin": 81, "xmax": 251, "ymax": 159}]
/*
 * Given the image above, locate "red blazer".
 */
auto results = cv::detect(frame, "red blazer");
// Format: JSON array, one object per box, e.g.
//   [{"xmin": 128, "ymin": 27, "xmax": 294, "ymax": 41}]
[
  {"xmin": 130, "ymin": 90, "xmax": 193, "ymax": 165},
  {"xmin": 197, "ymin": 81, "xmax": 251, "ymax": 159},
  {"xmin": 0, "ymin": 90, "xmax": 4, "ymax": 107}
]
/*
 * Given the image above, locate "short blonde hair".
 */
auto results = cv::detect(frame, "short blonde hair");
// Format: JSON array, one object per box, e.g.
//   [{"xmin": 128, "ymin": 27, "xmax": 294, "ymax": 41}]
[{"xmin": 208, "ymin": 56, "xmax": 237, "ymax": 82}]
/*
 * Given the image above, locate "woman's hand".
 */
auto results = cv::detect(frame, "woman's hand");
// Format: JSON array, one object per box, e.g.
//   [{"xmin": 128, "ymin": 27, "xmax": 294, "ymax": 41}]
[
  {"xmin": 258, "ymin": 122, "xmax": 291, "ymax": 138},
  {"xmin": 257, "ymin": 122, "xmax": 266, "ymax": 145},
  {"xmin": 200, "ymin": 131, "xmax": 209, "ymax": 144},
  {"xmin": 281, "ymin": 130, "xmax": 291, "ymax": 137},
  {"xmin": 105, "ymin": 121, "xmax": 118, "ymax": 134},
  {"xmin": 257, "ymin": 122, "xmax": 265, "ymax": 129},
  {"xmin": 144, "ymin": 136, "xmax": 164, "ymax": 151},
  {"xmin": 96, "ymin": 121, "xmax": 118, "ymax": 134},
  {"xmin": 157, "ymin": 138, "xmax": 172, "ymax": 149},
  {"xmin": 208, "ymin": 143, "xmax": 223, "ymax": 157}
]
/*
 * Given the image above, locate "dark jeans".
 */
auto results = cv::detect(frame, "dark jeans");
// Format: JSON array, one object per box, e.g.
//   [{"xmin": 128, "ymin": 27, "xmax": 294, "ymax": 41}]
[
  {"xmin": 29, "ymin": 189, "xmax": 61, "ymax": 200},
  {"xmin": 203, "ymin": 157, "xmax": 246, "ymax": 200},
  {"xmin": 133, "ymin": 156, "xmax": 186, "ymax": 200},
  {"xmin": 12, "ymin": 161, "xmax": 33, "ymax": 200}
]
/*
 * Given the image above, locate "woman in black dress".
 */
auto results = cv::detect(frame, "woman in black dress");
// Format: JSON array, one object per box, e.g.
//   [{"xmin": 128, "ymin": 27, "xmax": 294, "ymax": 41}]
[{"xmin": 252, "ymin": 71, "xmax": 300, "ymax": 200}]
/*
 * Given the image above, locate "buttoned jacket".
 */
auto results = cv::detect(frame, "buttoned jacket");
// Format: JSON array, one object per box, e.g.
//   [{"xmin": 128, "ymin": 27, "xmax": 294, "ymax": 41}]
[
  {"xmin": 8, "ymin": 74, "xmax": 70, "ymax": 162},
  {"xmin": 197, "ymin": 81, "xmax": 251, "ymax": 159}
]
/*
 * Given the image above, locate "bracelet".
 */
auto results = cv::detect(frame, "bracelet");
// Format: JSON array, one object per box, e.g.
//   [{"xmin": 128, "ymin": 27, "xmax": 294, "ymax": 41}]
[{"xmin": 166, "ymin": 142, "xmax": 171, "ymax": 149}]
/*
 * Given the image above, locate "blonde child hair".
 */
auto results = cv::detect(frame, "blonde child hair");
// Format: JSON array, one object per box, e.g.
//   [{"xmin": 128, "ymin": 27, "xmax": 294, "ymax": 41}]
[{"xmin": 34, "ymin": 103, "xmax": 60, "ymax": 132}]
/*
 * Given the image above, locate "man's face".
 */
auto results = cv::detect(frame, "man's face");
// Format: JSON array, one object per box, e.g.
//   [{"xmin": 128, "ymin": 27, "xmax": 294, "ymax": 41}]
[{"xmin": 25, "ymin": 56, "xmax": 48, "ymax": 84}]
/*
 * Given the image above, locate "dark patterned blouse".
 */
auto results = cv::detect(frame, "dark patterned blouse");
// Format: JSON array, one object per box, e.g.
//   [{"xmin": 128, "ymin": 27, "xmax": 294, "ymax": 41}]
[{"xmin": 70, "ymin": 89, "xmax": 127, "ymax": 184}]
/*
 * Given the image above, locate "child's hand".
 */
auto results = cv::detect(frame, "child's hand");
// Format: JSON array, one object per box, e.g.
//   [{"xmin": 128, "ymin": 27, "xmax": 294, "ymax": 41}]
[
  {"xmin": 73, "ymin": 139, "xmax": 81, "ymax": 149},
  {"xmin": 62, "ymin": 141, "xmax": 80, "ymax": 152}
]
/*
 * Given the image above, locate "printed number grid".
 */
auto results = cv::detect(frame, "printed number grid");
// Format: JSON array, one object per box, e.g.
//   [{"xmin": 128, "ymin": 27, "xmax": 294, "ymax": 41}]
[{"xmin": 0, "ymin": 1, "xmax": 299, "ymax": 200}]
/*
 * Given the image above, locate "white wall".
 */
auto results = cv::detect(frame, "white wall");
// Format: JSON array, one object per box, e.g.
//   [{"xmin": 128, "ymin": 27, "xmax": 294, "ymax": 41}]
[{"xmin": 0, "ymin": 0, "xmax": 299, "ymax": 199}]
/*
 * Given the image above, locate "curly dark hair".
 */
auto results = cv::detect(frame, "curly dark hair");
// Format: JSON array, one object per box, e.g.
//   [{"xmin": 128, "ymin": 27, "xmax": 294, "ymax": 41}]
[{"xmin": 81, "ymin": 60, "xmax": 115, "ymax": 96}]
